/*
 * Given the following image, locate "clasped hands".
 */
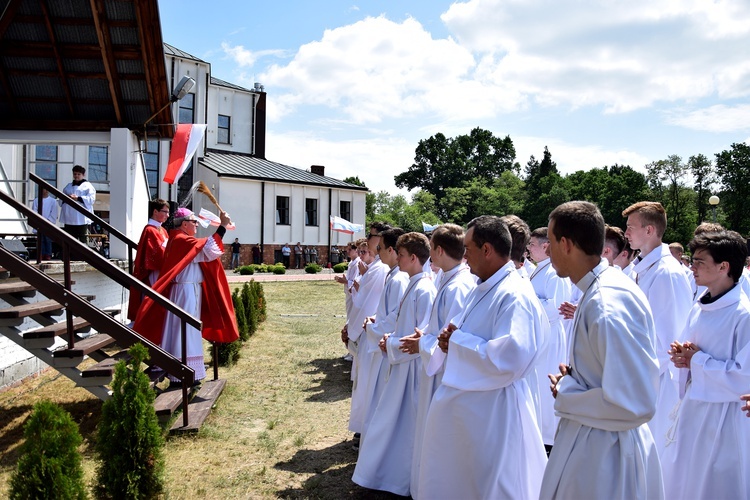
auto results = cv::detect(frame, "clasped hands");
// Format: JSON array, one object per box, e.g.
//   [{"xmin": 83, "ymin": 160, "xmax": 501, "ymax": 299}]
[{"xmin": 668, "ymin": 340, "xmax": 700, "ymax": 369}]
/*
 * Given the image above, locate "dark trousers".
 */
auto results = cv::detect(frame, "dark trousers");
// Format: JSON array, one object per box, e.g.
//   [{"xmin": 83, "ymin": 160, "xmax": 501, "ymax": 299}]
[{"xmin": 63, "ymin": 224, "xmax": 88, "ymax": 244}]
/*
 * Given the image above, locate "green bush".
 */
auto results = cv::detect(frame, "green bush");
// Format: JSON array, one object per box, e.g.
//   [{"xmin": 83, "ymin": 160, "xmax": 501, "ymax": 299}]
[
  {"xmin": 95, "ymin": 343, "xmax": 164, "ymax": 499},
  {"xmin": 9, "ymin": 401, "xmax": 86, "ymax": 500},
  {"xmin": 242, "ymin": 282, "xmax": 258, "ymax": 335},
  {"xmin": 251, "ymin": 264, "xmax": 270, "ymax": 273},
  {"xmin": 214, "ymin": 339, "xmax": 242, "ymax": 366},
  {"xmin": 272, "ymin": 265, "xmax": 286, "ymax": 274},
  {"xmin": 332, "ymin": 262, "xmax": 348, "ymax": 273},
  {"xmin": 233, "ymin": 288, "xmax": 249, "ymax": 341},
  {"xmin": 252, "ymin": 281, "xmax": 267, "ymax": 322},
  {"xmin": 238, "ymin": 265, "xmax": 254, "ymax": 275},
  {"xmin": 305, "ymin": 263, "xmax": 323, "ymax": 274}
]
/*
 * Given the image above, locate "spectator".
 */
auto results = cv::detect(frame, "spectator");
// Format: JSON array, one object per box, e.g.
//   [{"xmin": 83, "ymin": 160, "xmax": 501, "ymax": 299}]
[
  {"xmin": 230, "ymin": 238, "xmax": 241, "ymax": 269},
  {"xmin": 281, "ymin": 243, "xmax": 291, "ymax": 268}
]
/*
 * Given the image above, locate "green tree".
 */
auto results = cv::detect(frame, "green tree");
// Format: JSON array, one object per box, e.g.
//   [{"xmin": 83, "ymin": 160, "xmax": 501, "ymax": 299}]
[
  {"xmin": 688, "ymin": 154, "xmax": 716, "ymax": 225},
  {"xmin": 343, "ymin": 176, "xmax": 366, "ymax": 188},
  {"xmin": 522, "ymin": 147, "xmax": 569, "ymax": 229},
  {"xmin": 10, "ymin": 401, "xmax": 86, "ymax": 500},
  {"xmin": 442, "ymin": 172, "xmax": 525, "ymax": 226},
  {"xmin": 646, "ymin": 155, "xmax": 696, "ymax": 243},
  {"xmin": 715, "ymin": 142, "xmax": 750, "ymax": 234}
]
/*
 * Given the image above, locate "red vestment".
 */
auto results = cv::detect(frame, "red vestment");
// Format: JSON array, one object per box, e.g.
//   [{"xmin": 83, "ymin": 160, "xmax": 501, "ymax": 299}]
[
  {"xmin": 133, "ymin": 230, "xmax": 239, "ymax": 346},
  {"xmin": 127, "ymin": 223, "xmax": 168, "ymax": 320}
]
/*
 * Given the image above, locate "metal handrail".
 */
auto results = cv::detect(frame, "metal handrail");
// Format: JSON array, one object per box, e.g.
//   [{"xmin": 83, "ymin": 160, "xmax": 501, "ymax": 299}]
[{"xmin": 29, "ymin": 173, "xmax": 136, "ymax": 272}]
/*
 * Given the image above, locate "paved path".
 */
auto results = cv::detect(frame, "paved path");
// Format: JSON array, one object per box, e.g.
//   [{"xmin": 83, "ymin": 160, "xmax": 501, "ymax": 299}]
[{"xmin": 225, "ymin": 268, "xmax": 340, "ymax": 283}]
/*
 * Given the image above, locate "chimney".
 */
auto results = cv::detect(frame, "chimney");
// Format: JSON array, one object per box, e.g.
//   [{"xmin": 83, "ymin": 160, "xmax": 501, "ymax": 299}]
[
  {"xmin": 253, "ymin": 88, "xmax": 267, "ymax": 159},
  {"xmin": 310, "ymin": 165, "xmax": 325, "ymax": 176}
]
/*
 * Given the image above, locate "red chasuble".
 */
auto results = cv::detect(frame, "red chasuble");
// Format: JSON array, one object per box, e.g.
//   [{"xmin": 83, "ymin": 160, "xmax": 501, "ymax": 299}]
[
  {"xmin": 133, "ymin": 229, "xmax": 239, "ymax": 346},
  {"xmin": 127, "ymin": 224, "xmax": 168, "ymax": 320}
]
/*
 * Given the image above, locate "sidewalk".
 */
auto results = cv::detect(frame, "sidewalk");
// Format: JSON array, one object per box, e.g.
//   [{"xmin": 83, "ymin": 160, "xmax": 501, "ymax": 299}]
[{"xmin": 225, "ymin": 268, "xmax": 339, "ymax": 283}]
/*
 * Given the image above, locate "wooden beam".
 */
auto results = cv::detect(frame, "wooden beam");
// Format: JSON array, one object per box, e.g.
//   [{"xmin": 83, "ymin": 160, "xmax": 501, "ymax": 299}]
[
  {"xmin": 89, "ymin": 0, "xmax": 123, "ymax": 124},
  {"xmin": 0, "ymin": 40, "xmax": 144, "ymax": 60},
  {"xmin": 0, "ymin": 0, "xmax": 24, "ymax": 40},
  {"xmin": 38, "ymin": 0, "xmax": 76, "ymax": 118}
]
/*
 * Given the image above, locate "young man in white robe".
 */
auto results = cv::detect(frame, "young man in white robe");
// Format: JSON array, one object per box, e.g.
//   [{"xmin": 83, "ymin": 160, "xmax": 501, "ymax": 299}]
[
  {"xmin": 358, "ymin": 228, "xmax": 409, "ymax": 440},
  {"xmin": 398, "ymin": 224, "xmax": 476, "ymax": 499},
  {"xmin": 541, "ymin": 201, "xmax": 663, "ymax": 500},
  {"xmin": 528, "ymin": 226, "xmax": 572, "ymax": 453},
  {"xmin": 623, "ymin": 201, "xmax": 692, "ymax": 453},
  {"xmin": 662, "ymin": 230, "xmax": 750, "ymax": 499},
  {"xmin": 417, "ymin": 216, "xmax": 547, "ymax": 500},
  {"xmin": 352, "ymin": 232, "xmax": 436, "ymax": 496},
  {"xmin": 342, "ymin": 227, "xmax": 389, "ymax": 444}
]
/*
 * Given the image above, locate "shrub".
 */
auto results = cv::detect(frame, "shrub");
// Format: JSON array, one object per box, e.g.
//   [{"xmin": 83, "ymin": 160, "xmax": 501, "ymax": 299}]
[
  {"xmin": 272, "ymin": 265, "xmax": 286, "ymax": 274},
  {"xmin": 9, "ymin": 401, "xmax": 86, "ymax": 500},
  {"xmin": 233, "ymin": 288, "xmax": 249, "ymax": 341},
  {"xmin": 332, "ymin": 262, "xmax": 348, "ymax": 273},
  {"xmin": 242, "ymin": 282, "xmax": 258, "ymax": 335},
  {"xmin": 252, "ymin": 281, "xmax": 267, "ymax": 322},
  {"xmin": 214, "ymin": 339, "xmax": 242, "ymax": 366},
  {"xmin": 251, "ymin": 264, "xmax": 270, "ymax": 273},
  {"xmin": 305, "ymin": 263, "xmax": 322, "ymax": 274},
  {"xmin": 95, "ymin": 343, "xmax": 164, "ymax": 499},
  {"xmin": 238, "ymin": 265, "xmax": 254, "ymax": 275}
]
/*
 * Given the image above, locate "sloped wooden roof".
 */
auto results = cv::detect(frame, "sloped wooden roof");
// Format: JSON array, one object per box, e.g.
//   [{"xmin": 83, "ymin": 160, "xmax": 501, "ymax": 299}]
[{"xmin": 0, "ymin": 0, "xmax": 173, "ymax": 137}]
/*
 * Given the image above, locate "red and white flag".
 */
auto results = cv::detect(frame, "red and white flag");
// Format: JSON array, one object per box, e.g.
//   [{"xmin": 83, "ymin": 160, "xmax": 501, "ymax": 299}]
[
  {"xmin": 198, "ymin": 208, "xmax": 236, "ymax": 230},
  {"xmin": 164, "ymin": 124, "xmax": 207, "ymax": 185},
  {"xmin": 330, "ymin": 215, "xmax": 363, "ymax": 235}
]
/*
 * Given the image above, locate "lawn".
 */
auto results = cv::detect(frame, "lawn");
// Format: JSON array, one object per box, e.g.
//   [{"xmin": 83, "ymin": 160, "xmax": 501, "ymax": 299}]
[{"xmin": 0, "ymin": 281, "xmax": 399, "ymax": 499}]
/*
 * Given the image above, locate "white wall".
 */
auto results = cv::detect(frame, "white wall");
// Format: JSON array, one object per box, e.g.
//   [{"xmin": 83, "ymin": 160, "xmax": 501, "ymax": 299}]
[{"xmin": 206, "ymin": 85, "xmax": 255, "ymax": 155}]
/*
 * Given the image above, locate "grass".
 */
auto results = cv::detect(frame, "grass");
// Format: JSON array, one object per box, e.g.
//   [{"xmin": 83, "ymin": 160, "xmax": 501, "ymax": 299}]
[{"xmin": 0, "ymin": 281, "xmax": 401, "ymax": 499}]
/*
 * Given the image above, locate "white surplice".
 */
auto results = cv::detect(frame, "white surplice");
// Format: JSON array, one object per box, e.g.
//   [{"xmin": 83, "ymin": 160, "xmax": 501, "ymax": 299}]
[
  {"xmin": 661, "ymin": 284, "xmax": 750, "ymax": 499},
  {"xmin": 410, "ymin": 263, "xmax": 475, "ymax": 499},
  {"xmin": 59, "ymin": 180, "xmax": 95, "ymax": 225},
  {"xmin": 530, "ymin": 257, "xmax": 572, "ymax": 445},
  {"xmin": 633, "ymin": 243, "xmax": 692, "ymax": 453},
  {"xmin": 540, "ymin": 259, "xmax": 663, "ymax": 500},
  {"xmin": 344, "ymin": 256, "xmax": 360, "ymax": 317},
  {"xmin": 357, "ymin": 266, "xmax": 408, "ymax": 437},
  {"xmin": 417, "ymin": 262, "xmax": 547, "ymax": 500},
  {"xmin": 352, "ymin": 272, "xmax": 436, "ymax": 496},
  {"xmin": 347, "ymin": 257, "xmax": 389, "ymax": 433}
]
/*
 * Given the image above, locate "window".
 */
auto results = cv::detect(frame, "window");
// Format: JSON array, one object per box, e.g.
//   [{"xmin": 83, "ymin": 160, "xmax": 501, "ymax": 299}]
[
  {"xmin": 218, "ymin": 115, "xmax": 230, "ymax": 144},
  {"xmin": 276, "ymin": 196, "xmax": 289, "ymax": 225},
  {"xmin": 34, "ymin": 145, "xmax": 58, "ymax": 187},
  {"xmin": 88, "ymin": 146, "xmax": 108, "ymax": 182},
  {"xmin": 340, "ymin": 200, "xmax": 351, "ymax": 222},
  {"xmin": 178, "ymin": 93, "xmax": 195, "ymax": 124},
  {"xmin": 305, "ymin": 198, "xmax": 318, "ymax": 226},
  {"xmin": 176, "ymin": 162, "xmax": 194, "ymax": 209},
  {"xmin": 142, "ymin": 140, "xmax": 159, "ymax": 199}
]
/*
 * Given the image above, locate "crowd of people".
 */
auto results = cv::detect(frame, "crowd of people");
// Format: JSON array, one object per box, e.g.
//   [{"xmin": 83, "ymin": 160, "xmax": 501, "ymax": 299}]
[{"xmin": 336, "ymin": 200, "xmax": 750, "ymax": 499}]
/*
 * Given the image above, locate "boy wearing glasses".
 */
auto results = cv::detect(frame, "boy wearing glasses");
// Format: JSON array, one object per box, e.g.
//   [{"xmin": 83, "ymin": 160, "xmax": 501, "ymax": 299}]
[{"xmin": 128, "ymin": 199, "xmax": 170, "ymax": 320}]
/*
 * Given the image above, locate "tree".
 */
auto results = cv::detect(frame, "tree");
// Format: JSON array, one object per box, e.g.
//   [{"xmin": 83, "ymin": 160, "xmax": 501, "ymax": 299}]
[
  {"xmin": 715, "ymin": 142, "xmax": 750, "ymax": 234},
  {"xmin": 442, "ymin": 172, "xmax": 525, "ymax": 226},
  {"xmin": 646, "ymin": 155, "xmax": 695, "ymax": 243},
  {"xmin": 343, "ymin": 176, "xmax": 367, "ymax": 188},
  {"xmin": 688, "ymin": 154, "xmax": 716, "ymax": 225},
  {"xmin": 522, "ymin": 147, "xmax": 569, "ymax": 229}
]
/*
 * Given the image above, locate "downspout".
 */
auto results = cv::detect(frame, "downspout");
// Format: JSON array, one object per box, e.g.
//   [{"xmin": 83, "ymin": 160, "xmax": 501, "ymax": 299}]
[
  {"xmin": 203, "ymin": 69, "xmax": 209, "ymax": 156},
  {"xmin": 327, "ymin": 188, "xmax": 332, "ymax": 265},
  {"xmin": 260, "ymin": 181, "xmax": 265, "ymax": 258}
]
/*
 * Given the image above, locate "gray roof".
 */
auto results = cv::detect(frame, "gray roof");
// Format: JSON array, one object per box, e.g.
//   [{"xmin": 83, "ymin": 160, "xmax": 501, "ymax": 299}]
[
  {"xmin": 210, "ymin": 77, "xmax": 254, "ymax": 93},
  {"xmin": 200, "ymin": 149, "xmax": 367, "ymax": 191},
  {"xmin": 163, "ymin": 43, "xmax": 206, "ymax": 63}
]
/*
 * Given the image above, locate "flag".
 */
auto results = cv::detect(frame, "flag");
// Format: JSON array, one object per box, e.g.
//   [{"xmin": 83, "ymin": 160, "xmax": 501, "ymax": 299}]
[
  {"xmin": 164, "ymin": 124, "xmax": 207, "ymax": 185},
  {"xmin": 330, "ymin": 215, "xmax": 363, "ymax": 234},
  {"xmin": 198, "ymin": 208, "xmax": 236, "ymax": 230},
  {"xmin": 422, "ymin": 221, "xmax": 440, "ymax": 232}
]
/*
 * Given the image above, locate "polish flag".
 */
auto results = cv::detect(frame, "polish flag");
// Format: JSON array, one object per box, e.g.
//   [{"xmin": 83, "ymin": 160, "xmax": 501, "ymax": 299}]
[
  {"xmin": 198, "ymin": 208, "xmax": 236, "ymax": 230},
  {"xmin": 164, "ymin": 124, "xmax": 207, "ymax": 185},
  {"xmin": 330, "ymin": 215, "xmax": 363, "ymax": 235}
]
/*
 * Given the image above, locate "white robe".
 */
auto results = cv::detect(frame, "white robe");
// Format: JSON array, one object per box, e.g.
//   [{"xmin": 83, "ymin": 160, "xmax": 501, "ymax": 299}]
[
  {"xmin": 410, "ymin": 263, "xmax": 475, "ymax": 499},
  {"xmin": 417, "ymin": 262, "xmax": 547, "ymax": 500},
  {"xmin": 358, "ymin": 266, "xmax": 408, "ymax": 437},
  {"xmin": 344, "ymin": 256, "xmax": 360, "ymax": 317},
  {"xmin": 540, "ymin": 259, "xmax": 663, "ymax": 500},
  {"xmin": 59, "ymin": 180, "xmax": 95, "ymax": 225},
  {"xmin": 347, "ymin": 257, "xmax": 389, "ymax": 433},
  {"xmin": 661, "ymin": 284, "xmax": 750, "ymax": 499},
  {"xmin": 352, "ymin": 272, "xmax": 436, "ymax": 496},
  {"xmin": 530, "ymin": 257, "xmax": 572, "ymax": 445},
  {"xmin": 161, "ymin": 235, "xmax": 223, "ymax": 382},
  {"xmin": 740, "ymin": 267, "xmax": 750, "ymax": 298},
  {"xmin": 633, "ymin": 243, "xmax": 692, "ymax": 453}
]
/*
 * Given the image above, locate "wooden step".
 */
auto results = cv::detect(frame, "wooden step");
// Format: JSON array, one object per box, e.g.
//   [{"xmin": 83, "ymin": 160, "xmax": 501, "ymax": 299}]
[
  {"xmin": 52, "ymin": 333, "xmax": 115, "ymax": 367},
  {"xmin": 0, "ymin": 281, "xmax": 36, "ymax": 296},
  {"xmin": 78, "ymin": 350, "xmax": 130, "ymax": 386},
  {"xmin": 20, "ymin": 317, "xmax": 91, "ymax": 349},
  {"xmin": 170, "ymin": 379, "xmax": 227, "ymax": 433},
  {"xmin": 0, "ymin": 299, "xmax": 64, "ymax": 324},
  {"xmin": 154, "ymin": 386, "xmax": 188, "ymax": 422}
]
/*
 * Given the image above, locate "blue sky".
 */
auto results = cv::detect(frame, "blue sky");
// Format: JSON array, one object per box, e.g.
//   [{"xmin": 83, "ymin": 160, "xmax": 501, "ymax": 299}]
[{"xmin": 158, "ymin": 0, "xmax": 750, "ymax": 195}]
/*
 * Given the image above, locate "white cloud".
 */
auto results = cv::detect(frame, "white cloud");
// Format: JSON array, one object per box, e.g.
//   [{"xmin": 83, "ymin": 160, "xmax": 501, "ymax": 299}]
[
  {"xmin": 666, "ymin": 104, "xmax": 750, "ymax": 133},
  {"xmin": 221, "ymin": 42, "xmax": 288, "ymax": 68}
]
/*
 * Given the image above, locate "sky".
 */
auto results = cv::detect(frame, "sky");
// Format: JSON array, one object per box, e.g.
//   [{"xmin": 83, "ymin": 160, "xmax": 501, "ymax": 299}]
[{"xmin": 158, "ymin": 0, "xmax": 750, "ymax": 196}]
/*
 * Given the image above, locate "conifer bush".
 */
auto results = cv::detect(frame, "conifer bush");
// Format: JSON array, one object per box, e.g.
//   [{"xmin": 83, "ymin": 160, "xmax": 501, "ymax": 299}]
[
  {"xmin": 305, "ymin": 263, "xmax": 323, "ymax": 274},
  {"xmin": 272, "ymin": 264, "xmax": 286, "ymax": 274},
  {"xmin": 9, "ymin": 400, "xmax": 86, "ymax": 500},
  {"xmin": 95, "ymin": 343, "xmax": 164, "ymax": 499},
  {"xmin": 242, "ymin": 282, "xmax": 258, "ymax": 335},
  {"xmin": 233, "ymin": 288, "xmax": 249, "ymax": 341},
  {"xmin": 253, "ymin": 281, "xmax": 267, "ymax": 322},
  {"xmin": 333, "ymin": 262, "xmax": 348, "ymax": 273},
  {"xmin": 238, "ymin": 265, "xmax": 254, "ymax": 275}
]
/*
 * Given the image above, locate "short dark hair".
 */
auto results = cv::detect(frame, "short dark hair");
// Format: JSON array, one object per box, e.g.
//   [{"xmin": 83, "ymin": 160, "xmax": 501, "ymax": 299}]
[
  {"xmin": 430, "ymin": 223, "xmax": 465, "ymax": 261},
  {"xmin": 605, "ymin": 225, "xmax": 626, "ymax": 255},
  {"xmin": 693, "ymin": 221, "xmax": 724, "ymax": 236},
  {"xmin": 688, "ymin": 230, "xmax": 748, "ymax": 282},
  {"xmin": 530, "ymin": 227, "xmax": 549, "ymax": 242},
  {"xmin": 396, "ymin": 232, "xmax": 431, "ymax": 265},
  {"xmin": 148, "ymin": 198, "xmax": 168, "ymax": 215},
  {"xmin": 549, "ymin": 201, "xmax": 605, "ymax": 256},
  {"xmin": 72, "ymin": 165, "xmax": 85, "ymax": 174},
  {"xmin": 500, "ymin": 215, "xmax": 530, "ymax": 263},
  {"xmin": 622, "ymin": 201, "xmax": 667, "ymax": 238},
  {"xmin": 623, "ymin": 240, "xmax": 636, "ymax": 258},
  {"xmin": 467, "ymin": 215, "xmax": 511, "ymax": 258},
  {"xmin": 370, "ymin": 221, "xmax": 391, "ymax": 234},
  {"xmin": 380, "ymin": 227, "xmax": 405, "ymax": 250}
]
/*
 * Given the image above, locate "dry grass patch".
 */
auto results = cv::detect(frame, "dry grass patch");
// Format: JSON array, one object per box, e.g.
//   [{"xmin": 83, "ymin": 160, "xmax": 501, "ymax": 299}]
[{"xmin": 0, "ymin": 281, "xmax": 401, "ymax": 499}]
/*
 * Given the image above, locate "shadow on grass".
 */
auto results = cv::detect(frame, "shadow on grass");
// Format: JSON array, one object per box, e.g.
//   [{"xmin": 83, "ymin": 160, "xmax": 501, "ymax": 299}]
[
  {"xmin": 275, "ymin": 440, "xmax": 407, "ymax": 499},
  {"xmin": 0, "ymin": 398, "xmax": 102, "ymax": 467},
  {"xmin": 302, "ymin": 357, "xmax": 353, "ymax": 403}
]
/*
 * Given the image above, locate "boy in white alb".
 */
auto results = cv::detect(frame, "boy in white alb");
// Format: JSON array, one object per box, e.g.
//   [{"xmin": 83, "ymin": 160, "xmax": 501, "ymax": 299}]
[{"xmin": 352, "ymin": 232, "xmax": 436, "ymax": 496}]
